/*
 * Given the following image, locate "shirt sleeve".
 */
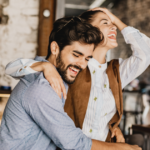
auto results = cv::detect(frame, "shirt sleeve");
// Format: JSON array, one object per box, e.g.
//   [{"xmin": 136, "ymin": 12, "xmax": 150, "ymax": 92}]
[
  {"xmin": 22, "ymin": 81, "xmax": 92, "ymax": 150},
  {"xmin": 5, "ymin": 58, "xmax": 39, "ymax": 79},
  {"xmin": 119, "ymin": 26, "xmax": 150, "ymax": 89}
]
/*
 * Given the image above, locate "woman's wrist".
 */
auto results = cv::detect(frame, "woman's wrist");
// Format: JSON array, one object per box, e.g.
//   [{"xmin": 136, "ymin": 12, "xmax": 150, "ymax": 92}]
[
  {"xmin": 30, "ymin": 62, "xmax": 46, "ymax": 72},
  {"xmin": 42, "ymin": 62, "xmax": 54, "ymax": 72},
  {"xmin": 114, "ymin": 18, "xmax": 127, "ymax": 31}
]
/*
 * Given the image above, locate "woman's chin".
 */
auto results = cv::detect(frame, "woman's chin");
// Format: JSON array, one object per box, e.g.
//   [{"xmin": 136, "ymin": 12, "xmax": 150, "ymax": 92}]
[{"xmin": 110, "ymin": 43, "xmax": 118, "ymax": 49}]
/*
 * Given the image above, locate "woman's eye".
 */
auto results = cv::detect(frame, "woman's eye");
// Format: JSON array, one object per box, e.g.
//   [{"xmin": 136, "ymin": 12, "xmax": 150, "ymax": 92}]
[
  {"xmin": 73, "ymin": 54, "xmax": 79, "ymax": 57},
  {"xmin": 104, "ymin": 22, "xmax": 108, "ymax": 24},
  {"xmin": 85, "ymin": 59, "xmax": 89, "ymax": 61}
]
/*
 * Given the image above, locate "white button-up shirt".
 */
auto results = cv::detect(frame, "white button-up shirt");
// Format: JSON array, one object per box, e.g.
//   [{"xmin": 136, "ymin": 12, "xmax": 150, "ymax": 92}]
[
  {"xmin": 82, "ymin": 58, "xmax": 116, "ymax": 141},
  {"xmin": 5, "ymin": 26, "xmax": 150, "ymax": 141}
]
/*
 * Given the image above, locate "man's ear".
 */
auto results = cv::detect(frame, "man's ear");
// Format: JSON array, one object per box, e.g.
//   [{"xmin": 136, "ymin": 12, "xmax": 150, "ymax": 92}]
[{"xmin": 50, "ymin": 41, "xmax": 59, "ymax": 57}]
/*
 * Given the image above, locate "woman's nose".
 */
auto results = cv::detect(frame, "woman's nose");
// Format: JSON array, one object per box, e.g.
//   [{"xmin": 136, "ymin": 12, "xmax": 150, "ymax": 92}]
[{"xmin": 111, "ymin": 25, "xmax": 117, "ymax": 31}]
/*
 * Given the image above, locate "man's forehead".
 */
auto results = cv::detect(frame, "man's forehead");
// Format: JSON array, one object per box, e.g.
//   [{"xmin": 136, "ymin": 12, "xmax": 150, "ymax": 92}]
[
  {"xmin": 71, "ymin": 41, "xmax": 94, "ymax": 48},
  {"xmin": 72, "ymin": 43, "xmax": 94, "ymax": 58}
]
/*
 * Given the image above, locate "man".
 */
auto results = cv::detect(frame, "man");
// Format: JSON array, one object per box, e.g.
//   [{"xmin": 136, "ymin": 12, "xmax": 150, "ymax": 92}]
[{"xmin": 0, "ymin": 17, "xmax": 141, "ymax": 150}]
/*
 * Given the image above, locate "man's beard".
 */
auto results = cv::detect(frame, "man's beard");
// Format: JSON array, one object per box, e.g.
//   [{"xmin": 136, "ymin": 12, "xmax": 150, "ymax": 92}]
[{"xmin": 56, "ymin": 53, "xmax": 82, "ymax": 84}]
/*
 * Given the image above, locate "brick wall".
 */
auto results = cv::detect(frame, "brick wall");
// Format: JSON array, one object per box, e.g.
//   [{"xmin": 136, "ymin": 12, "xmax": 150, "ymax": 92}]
[{"xmin": 0, "ymin": 0, "xmax": 40, "ymax": 89}]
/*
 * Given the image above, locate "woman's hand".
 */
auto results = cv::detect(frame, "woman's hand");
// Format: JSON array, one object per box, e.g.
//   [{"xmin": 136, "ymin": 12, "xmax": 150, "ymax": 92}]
[
  {"xmin": 111, "ymin": 127, "xmax": 125, "ymax": 143},
  {"xmin": 31, "ymin": 62, "xmax": 67, "ymax": 99},
  {"xmin": 89, "ymin": 7, "xmax": 127, "ymax": 31},
  {"xmin": 89, "ymin": 7, "xmax": 117, "ymax": 24}
]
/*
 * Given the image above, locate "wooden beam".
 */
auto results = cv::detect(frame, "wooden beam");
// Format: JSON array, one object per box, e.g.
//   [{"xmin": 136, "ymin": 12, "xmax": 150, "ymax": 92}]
[{"xmin": 38, "ymin": 0, "xmax": 56, "ymax": 56}]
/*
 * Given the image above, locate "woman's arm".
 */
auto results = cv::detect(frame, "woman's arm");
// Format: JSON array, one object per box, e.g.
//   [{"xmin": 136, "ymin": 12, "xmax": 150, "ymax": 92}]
[
  {"xmin": 119, "ymin": 27, "xmax": 150, "ymax": 89},
  {"xmin": 5, "ymin": 58, "xmax": 66, "ymax": 99},
  {"xmin": 5, "ymin": 58, "xmax": 39, "ymax": 78}
]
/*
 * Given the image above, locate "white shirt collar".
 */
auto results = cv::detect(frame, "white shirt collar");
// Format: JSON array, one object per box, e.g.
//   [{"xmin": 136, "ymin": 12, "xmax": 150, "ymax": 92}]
[{"xmin": 88, "ymin": 58, "xmax": 107, "ymax": 71}]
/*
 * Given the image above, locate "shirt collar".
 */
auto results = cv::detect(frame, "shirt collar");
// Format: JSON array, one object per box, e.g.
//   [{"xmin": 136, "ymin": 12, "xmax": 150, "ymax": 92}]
[
  {"xmin": 88, "ymin": 58, "xmax": 107, "ymax": 71},
  {"xmin": 35, "ymin": 56, "xmax": 48, "ymax": 62}
]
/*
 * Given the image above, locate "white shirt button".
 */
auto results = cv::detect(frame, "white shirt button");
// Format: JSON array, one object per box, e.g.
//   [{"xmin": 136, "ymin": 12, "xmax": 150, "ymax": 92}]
[
  {"xmin": 104, "ymin": 113, "xmax": 107, "ymax": 116},
  {"xmin": 94, "ymin": 97, "xmax": 97, "ymax": 101}
]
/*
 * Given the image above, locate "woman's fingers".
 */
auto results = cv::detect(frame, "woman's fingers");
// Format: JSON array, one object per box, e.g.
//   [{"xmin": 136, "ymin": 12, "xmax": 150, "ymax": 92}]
[
  {"xmin": 47, "ymin": 76, "xmax": 67, "ymax": 100},
  {"xmin": 111, "ymin": 131, "xmax": 115, "ymax": 138},
  {"xmin": 89, "ymin": 7, "xmax": 106, "ymax": 12},
  {"xmin": 51, "ymin": 83, "xmax": 62, "ymax": 99},
  {"xmin": 112, "ymin": 127, "xmax": 125, "ymax": 143},
  {"xmin": 56, "ymin": 79, "xmax": 62, "ymax": 97},
  {"xmin": 89, "ymin": 7, "xmax": 117, "ymax": 24},
  {"xmin": 60, "ymin": 80, "xmax": 67, "ymax": 99}
]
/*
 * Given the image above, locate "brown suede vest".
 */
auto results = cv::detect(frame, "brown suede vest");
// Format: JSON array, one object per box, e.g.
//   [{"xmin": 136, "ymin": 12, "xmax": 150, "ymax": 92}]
[{"xmin": 64, "ymin": 59, "xmax": 123, "ymax": 142}]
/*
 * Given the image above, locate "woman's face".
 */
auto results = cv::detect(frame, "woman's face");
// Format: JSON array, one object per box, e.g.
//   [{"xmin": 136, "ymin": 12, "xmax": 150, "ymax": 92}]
[{"xmin": 91, "ymin": 12, "xmax": 118, "ymax": 49}]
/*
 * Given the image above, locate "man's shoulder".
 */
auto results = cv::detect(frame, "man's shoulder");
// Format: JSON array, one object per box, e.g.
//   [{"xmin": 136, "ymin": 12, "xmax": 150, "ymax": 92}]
[
  {"xmin": 24, "ymin": 72, "xmax": 56, "ymax": 97},
  {"xmin": 22, "ymin": 72, "xmax": 62, "ymax": 111}
]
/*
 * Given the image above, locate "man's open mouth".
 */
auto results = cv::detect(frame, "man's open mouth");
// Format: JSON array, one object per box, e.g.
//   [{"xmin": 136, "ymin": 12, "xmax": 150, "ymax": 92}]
[{"xmin": 69, "ymin": 67, "xmax": 80, "ymax": 76}]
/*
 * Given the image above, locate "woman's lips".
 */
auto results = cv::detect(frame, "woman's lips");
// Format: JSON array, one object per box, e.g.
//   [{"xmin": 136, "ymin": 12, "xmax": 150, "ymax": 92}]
[
  {"xmin": 108, "ymin": 36, "xmax": 116, "ymax": 40},
  {"xmin": 108, "ymin": 31, "xmax": 117, "ymax": 40}
]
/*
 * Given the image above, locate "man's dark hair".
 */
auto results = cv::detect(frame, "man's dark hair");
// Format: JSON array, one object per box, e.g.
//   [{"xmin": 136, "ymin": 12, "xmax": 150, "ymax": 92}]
[{"xmin": 46, "ymin": 16, "xmax": 102, "ymax": 59}]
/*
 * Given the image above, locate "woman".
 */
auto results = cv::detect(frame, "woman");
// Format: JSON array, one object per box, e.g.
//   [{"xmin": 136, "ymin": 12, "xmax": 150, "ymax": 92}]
[{"xmin": 6, "ymin": 8, "xmax": 150, "ymax": 143}]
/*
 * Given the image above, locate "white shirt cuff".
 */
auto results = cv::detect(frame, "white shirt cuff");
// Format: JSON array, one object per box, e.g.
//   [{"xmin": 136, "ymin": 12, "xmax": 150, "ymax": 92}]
[
  {"xmin": 121, "ymin": 26, "xmax": 139, "ymax": 36},
  {"xmin": 15, "ymin": 60, "xmax": 39, "ymax": 76}
]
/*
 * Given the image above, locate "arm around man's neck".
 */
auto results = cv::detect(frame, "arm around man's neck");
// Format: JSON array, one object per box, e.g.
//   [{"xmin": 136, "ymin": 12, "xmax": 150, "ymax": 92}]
[{"xmin": 91, "ymin": 139, "xmax": 141, "ymax": 150}]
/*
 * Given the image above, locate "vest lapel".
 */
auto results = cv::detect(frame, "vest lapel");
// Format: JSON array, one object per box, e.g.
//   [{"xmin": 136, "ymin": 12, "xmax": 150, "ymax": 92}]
[
  {"xmin": 64, "ymin": 67, "xmax": 91, "ymax": 128},
  {"xmin": 106, "ymin": 60, "xmax": 123, "ymax": 132},
  {"xmin": 106, "ymin": 60, "xmax": 121, "ymax": 115}
]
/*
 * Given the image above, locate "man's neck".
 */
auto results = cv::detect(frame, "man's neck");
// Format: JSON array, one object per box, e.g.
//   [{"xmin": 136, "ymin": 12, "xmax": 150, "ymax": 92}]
[{"xmin": 47, "ymin": 55, "xmax": 56, "ymax": 67}]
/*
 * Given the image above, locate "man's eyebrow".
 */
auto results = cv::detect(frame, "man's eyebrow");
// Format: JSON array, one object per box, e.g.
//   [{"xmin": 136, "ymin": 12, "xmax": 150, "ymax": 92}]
[
  {"xmin": 87, "ymin": 56, "xmax": 93, "ymax": 58},
  {"xmin": 73, "ymin": 50, "xmax": 93, "ymax": 58},
  {"xmin": 73, "ymin": 50, "xmax": 83, "ymax": 55}
]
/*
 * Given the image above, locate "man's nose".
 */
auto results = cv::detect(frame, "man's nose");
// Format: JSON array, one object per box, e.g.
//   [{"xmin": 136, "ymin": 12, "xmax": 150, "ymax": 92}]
[{"xmin": 77, "ymin": 58, "xmax": 88, "ymax": 70}]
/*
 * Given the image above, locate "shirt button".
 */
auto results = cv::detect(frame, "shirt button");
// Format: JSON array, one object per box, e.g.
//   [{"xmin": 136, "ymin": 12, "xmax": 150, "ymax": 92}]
[
  {"xmin": 99, "ymin": 65, "xmax": 101, "ymax": 68},
  {"xmin": 24, "ymin": 66, "xmax": 27, "ymax": 68},
  {"xmin": 94, "ymin": 97, "xmax": 97, "ymax": 101},
  {"xmin": 104, "ymin": 84, "xmax": 107, "ymax": 88},
  {"xmin": 19, "ymin": 68, "xmax": 23, "ymax": 72},
  {"xmin": 90, "ymin": 129, "xmax": 92, "ymax": 133},
  {"xmin": 93, "ymin": 70, "xmax": 95, "ymax": 74},
  {"xmin": 104, "ymin": 113, "xmax": 107, "ymax": 116}
]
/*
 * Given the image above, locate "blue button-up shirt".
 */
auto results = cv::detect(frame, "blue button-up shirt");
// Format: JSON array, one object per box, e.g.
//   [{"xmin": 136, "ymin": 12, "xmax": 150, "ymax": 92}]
[{"xmin": 0, "ymin": 57, "xmax": 92, "ymax": 150}]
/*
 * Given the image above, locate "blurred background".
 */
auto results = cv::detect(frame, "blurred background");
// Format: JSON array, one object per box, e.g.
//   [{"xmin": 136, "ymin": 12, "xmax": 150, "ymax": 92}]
[{"xmin": 0, "ymin": 0, "xmax": 150, "ymax": 149}]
